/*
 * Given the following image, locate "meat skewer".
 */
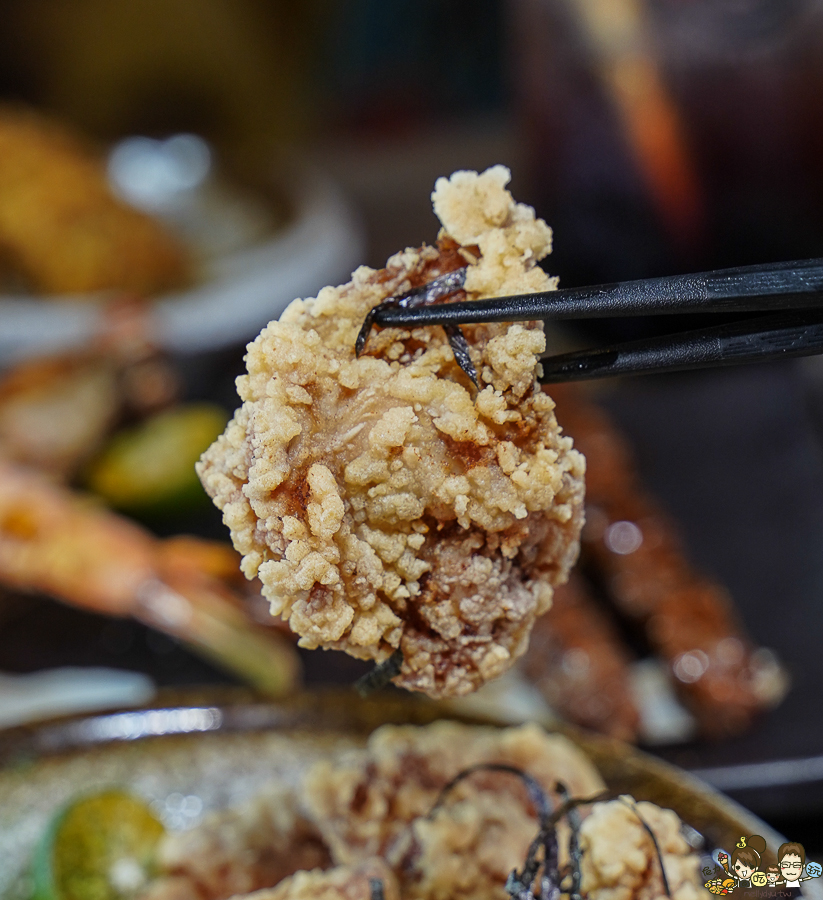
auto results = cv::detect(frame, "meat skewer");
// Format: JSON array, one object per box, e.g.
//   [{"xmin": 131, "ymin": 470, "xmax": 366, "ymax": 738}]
[
  {"xmin": 521, "ymin": 572, "xmax": 640, "ymax": 741},
  {"xmin": 552, "ymin": 384, "xmax": 788, "ymax": 737}
]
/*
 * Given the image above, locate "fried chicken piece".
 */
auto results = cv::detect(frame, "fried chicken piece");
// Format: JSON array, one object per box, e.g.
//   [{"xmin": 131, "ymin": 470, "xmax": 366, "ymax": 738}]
[
  {"xmin": 0, "ymin": 106, "xmax": 190, "ymax": 296},
  {"xmin": 197, "ymin": 166, "xmax": 585, "ymax": 698},
  {"xmin": 303, "ymin": 721, "xmax": 604, "ymax": 900},
  {"xmin": 522, "ymin": 572, "xmax": 641, "ymax": 741},
  {"xmin": 233, "ymin": 860, "xmax": 399, "ymax": 900},
  {"xmin": 578, "ymin": 797, "xmax": 703, "ymax": 900},
  {"xmin": 142, "ymin": 784, "xmax": 332, "ymax": 900},
  {"xmin": 387, "ymin": 788, "xmax": 552, "ymax": 900},
  {"xmin": 552, "ymin": 385, "xmax": 788, "ymax": 737},
  {"xmin": 142, "ymin": 726, "xmax": 702, "ymax": 900}
]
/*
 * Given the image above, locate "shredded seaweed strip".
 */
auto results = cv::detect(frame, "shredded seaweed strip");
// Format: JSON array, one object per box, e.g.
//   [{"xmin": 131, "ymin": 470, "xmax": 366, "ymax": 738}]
[
  {"xmin": 355, "ymin": 267, "xmax": 477, "ymax": 384},
  {"xmin": 443, "ymin": 322, "xmax": 479, "ymax": 386},
  {"xmin": 429, "ymin": 763, "xmax": 553, "ymax": 823},
  {"xmin": 556, "ymin": 783, "xmax": 584, "ymax": 900},
  {"xmin": 427, "ymin": 763, "xmax": 561, "ymax": 900},
  {"xmin": 369, "ymin": 878, "xmax": 385, "ymax": 900},
  {"xmin": 424, "ymin": 765, "xmax": 673, "ymax": 900},
  {"xmin": 355, "ymin": 649, "xmax": 404, "ymax": 696},
  {"xmin": 549, "ymin": 791, "xmax": 612, "ymax": 826},
  {"xmin": 355, "ymin": 267, "xmax": 468, "ymax": 355},
  {"xmin": 617, "ymin": 796, "xmax": 671, "ymax": 898}
]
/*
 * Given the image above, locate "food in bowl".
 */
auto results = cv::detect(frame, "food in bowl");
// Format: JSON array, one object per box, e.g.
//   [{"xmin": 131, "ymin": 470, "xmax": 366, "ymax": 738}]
[{"xmin": 141, "ymin": 721, "xmax": 703, "ymax": 900}]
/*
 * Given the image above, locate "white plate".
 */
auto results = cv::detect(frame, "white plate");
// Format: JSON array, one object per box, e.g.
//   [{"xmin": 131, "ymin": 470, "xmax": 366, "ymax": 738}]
[{"xmin": 0, "ymin": 170, "xmax": 365, "ymax": 363}]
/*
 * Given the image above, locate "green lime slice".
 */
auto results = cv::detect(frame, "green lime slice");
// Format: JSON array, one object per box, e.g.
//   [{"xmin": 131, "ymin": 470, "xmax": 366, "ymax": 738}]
[
  {"xmin": 85, "ymin": 403, "xmax": 228, "ymax": 514},
  {"xmin": 31, "ymin": 789, "xmax": 165, "ymax": 900}
]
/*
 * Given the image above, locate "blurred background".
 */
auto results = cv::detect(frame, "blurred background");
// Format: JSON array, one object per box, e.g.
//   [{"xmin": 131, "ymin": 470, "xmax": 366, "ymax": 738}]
[{"xmin": 1, "ymin": 0, "xmax": 823, "ymax": 855}]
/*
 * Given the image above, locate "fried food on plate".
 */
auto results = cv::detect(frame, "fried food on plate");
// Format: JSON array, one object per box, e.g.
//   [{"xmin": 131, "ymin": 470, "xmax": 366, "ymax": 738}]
[
  {"xmin": 220, "ymin": 861, "xmax": 399, "ymax": 900},
  {"xmin": 579, "ymin": 797, "xmax": 703, "ymax": 900},
  {"xmin": 0, "ymin": 106, "xmax": 190, "ymax": 296},
  {"xmin": 197, "ymin": 166, "xmax": 585, "ymax": 698},
  {"xmin": 303, "ymin": 721, "xmax": 604, "ymax": 863},
  {"xmin": 137, "ymin": 721, "xmax": 702, "ymax": 900}
]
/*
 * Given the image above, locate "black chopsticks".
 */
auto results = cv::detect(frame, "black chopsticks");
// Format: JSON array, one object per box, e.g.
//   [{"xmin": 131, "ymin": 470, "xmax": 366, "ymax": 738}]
[
  {"xmin": 538, "ymin": 309, "xmax": 823, "ymax": 382},
  {"xmin": 355, "ymin": 258, "xmax": 823, "ymax": 382}
]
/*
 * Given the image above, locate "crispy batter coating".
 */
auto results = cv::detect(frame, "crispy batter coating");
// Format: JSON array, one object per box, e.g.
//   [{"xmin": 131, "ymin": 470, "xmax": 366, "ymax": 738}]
[
  {"xmin": 303, "ymin": 721, "xmax": 604, "ymax": 900},
  {"xmin": 143, "ymin": 784, "xmax": 331, "ymax": 900},
  {"xmin": 197, "ymin": 166, "xmax": 585, "ymax": 697},
  {"xmin": 238, "ymin": 860, "xmax": 399, "ymax": 900},
  {"xmin": 0, "ymin": 106, "xmax": 190, "ymax": 296},
  {"xmin": 578, "ymin": 798, "xmax": 703, "ymax": 900}
]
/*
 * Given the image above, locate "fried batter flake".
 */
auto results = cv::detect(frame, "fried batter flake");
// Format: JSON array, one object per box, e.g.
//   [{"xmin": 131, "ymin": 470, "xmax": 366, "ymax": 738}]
[
  {"xmin": 197, "ymin": 165, "xmax": 585, "ymax": 697},
  {"xmin": 140, "ymin": 722, "xmax": 704, "ymax": 900}
]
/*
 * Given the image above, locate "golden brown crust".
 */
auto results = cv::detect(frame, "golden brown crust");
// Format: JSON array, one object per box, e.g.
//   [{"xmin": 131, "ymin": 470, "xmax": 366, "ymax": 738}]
[
  {"xmin": 388, "ymin": 789, "xmax": 546, "ymax": 900},
  {"xmin": 197, "ymin": 166, "xmax": 585, "ymax": 698},
  {"xmin": 0, "ymin": 106, "xmax": 190, "ymax": 296}
]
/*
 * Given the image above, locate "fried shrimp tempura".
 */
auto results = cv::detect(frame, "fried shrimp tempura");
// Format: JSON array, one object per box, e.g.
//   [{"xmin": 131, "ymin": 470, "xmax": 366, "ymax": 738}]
[
  {"xmin": 197, "ymin": 166, "xmax": 585, "ymax": 698},
  {"xmin": 0, "ymin": 107, "xmax": 190, "ymax": 296}
]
